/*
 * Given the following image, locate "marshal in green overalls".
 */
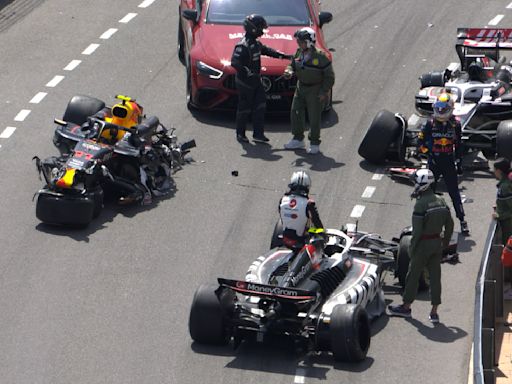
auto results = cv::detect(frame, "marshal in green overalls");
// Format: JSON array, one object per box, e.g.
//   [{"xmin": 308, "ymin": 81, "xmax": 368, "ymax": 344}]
[
  {"xmin": 286, "ymin": 47, "xmax": 335, "ymax": 146},
  {"xmin": 403, "ymin": 188, "xmax": 454, "ymax": 307}
]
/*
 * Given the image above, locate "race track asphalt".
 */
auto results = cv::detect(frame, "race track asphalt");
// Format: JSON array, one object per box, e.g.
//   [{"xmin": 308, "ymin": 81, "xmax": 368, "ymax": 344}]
[{"xmin": 0, "ymin": 1, "xmax": 506, "ymax": 383}]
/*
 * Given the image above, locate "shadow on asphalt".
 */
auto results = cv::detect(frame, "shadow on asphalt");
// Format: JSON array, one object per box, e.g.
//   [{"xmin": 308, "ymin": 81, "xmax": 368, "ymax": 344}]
[{"xmin": 406, "ymin": 317, "xmax": 468, "ymax": 343}]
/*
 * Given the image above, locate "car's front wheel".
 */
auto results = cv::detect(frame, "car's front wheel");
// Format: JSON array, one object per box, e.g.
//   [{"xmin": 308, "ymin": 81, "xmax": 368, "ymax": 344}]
[
  {"xmin": 329, "ymin": 304, "xmax": 370, "ymax": 362},
  {"xmin": 177, "ymin": 16, "xmax": 185, "ymax": 65}
]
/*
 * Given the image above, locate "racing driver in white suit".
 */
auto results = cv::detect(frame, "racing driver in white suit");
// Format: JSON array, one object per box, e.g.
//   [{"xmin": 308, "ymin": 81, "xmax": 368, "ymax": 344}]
[{"xmin": 279, "ymin": 170, "xmax": 325, "ymax": 250}]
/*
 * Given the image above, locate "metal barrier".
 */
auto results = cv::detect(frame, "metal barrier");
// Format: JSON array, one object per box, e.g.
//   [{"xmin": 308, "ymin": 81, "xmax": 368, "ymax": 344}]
[{"xmin": 473, "ymin": 220, "xmax": 503, "ymax": 384}]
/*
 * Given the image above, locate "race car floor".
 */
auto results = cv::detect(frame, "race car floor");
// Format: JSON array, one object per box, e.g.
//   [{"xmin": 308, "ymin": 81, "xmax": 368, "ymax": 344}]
[{"xmin": 496, "ymin": 297, "xmax": 512, "ymax": 383}]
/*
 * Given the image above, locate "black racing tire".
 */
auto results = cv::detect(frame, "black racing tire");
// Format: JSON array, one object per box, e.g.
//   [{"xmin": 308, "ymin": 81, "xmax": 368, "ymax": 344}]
[
  {"xmin": 91, "ymin": 187, "xmax": 104, "ymax": 218},
  {"xmin": 36, "ymin": 190, "xmax": 95, "ymax": 227},
  {"xmin": 270, "ymin": 219, "xmax": 284, "ymax": 249},
  {"xmin": 419, "ymin": 71, "xmax": 446, "ymax": 88},
  {"xmin": 496, "ymin": 120, "xmax": 512, "ymax": 160},
  {"xmin": 396, "ymin": 235, "xmax": 429, "ymax": 291},
  {"xmin": 177, "ymin": 16, "xmax": 186, "ymax": 65},
  {"xmin": 358, "ymin": 109, "xmax": 403, "ymax": 164},
  {"xmin": 189, "ymin": 284, "xmax": 233, "ymax": 345},
  {"xmin": 329, "ymin": 304, "xmax": 371, "ymax": 362},
  {"xmin": 62, "ymin": 95, "xmax": 106, "ymax": 126}
]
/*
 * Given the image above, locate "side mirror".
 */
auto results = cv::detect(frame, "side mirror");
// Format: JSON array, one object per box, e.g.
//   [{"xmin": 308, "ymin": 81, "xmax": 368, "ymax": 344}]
[
  {"xmin": 319, "ymin": 11, "xmax": 333, "ymax": 27},
  {"xmin": 182, "ymin": 9, "xmax": 198, "ymax": 23}
]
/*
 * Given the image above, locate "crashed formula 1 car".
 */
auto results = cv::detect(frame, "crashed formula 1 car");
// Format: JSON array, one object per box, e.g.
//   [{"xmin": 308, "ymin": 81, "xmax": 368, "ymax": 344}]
[
  {"xmin": 34, "ymin": 95, "xmax": 195, "ymax": 227},
  {"xmin": 188, "ymin": 220, "xmax": 443, "ymax": 362},
  {"xmin": 359, "ymin": 27, "xmax": 512, "ymax": 164}
]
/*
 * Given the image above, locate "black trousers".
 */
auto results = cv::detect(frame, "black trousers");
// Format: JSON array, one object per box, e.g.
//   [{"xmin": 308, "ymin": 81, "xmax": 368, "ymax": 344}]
[
  {"xmin": 429, "ymin": 154, "xmax": 465, "ymax": 221},
  {"xmin": 235, "ymin": 77, "xmax": 266, "ymax": 137}
]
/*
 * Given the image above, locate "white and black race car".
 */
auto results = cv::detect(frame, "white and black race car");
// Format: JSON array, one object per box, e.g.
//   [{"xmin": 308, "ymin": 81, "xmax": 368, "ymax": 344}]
[
  {"xmin": 188, "ymin": 223, "xmax": 402, "ymax": 362},
  {"xmin": 359, "ymin": 27, "xmax": 512, "ymax": 164}
]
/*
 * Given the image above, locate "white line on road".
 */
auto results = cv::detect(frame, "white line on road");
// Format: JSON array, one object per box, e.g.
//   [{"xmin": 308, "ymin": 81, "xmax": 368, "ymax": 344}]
[
  {"xmin": 119, "ymin": 13, "xmax": 137, "ymax": 23},
  {"xmin": 46, "ymin": 75, "xmax": 64, "ymax": 87},
  {"xmin": 0, "ymin": 126, "xmax": 16, "ymax": 138},
  {"xmin": 507, "ymin": 2, "xmax": 512, "ymax": 9},
  {"xmin": 489, "ymin": 15, "xmax": 504, "ymax": 25},
  {"xmin": 139, "ymin": 0, "xmax": 156, "ymax": 8},
  {"xmin": 350, "ymin": 205, "xmax": 366, "ymax": 218},
  {"xmin": 100, "ymin": 28, "xmax": 118, "ymax": 39},
  {"xmin": 82, "ymin": 43, "xmax": 100, "ymax": 55},
  {"xmin": 372, "ymin": 169, "xmax": 385, "ymax": 180},
  {"xmin": 294, "ymin": 368, "xmax": 306, "ymax": 384},
  {"xmin": 30, "ymin": 92, "xmax": 47, "ymax": 104},
  {"xmin": 362, "ymin": 186, "xmax": 376, "ymax": 199},
  {"xmin": 14, "ymin": 109, "xmax": 30, "ymax": 121},
  {"xmin": 64, "ymin": 60, "xmax": 81, "ymax": 71}
]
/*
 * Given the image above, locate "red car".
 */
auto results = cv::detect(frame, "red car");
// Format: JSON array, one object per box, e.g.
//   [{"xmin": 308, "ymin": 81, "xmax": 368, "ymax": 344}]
[{"xmin": 177, "ymin": 0, "xmax": 333, "ymax": 111}]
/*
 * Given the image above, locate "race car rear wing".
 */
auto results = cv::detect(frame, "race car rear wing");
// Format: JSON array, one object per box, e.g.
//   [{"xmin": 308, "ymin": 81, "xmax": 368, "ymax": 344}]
[
  {"xmin": 456, "ymin": 28, "xmax": 512, "ymax": 71},
  {"xmin": 218, "ymin": 278, "xmax": 317, "ymax": 301}
]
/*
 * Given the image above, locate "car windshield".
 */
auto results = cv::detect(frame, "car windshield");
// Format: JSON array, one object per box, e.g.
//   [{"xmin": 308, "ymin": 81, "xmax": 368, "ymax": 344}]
[{"xmin": 206, "ymin": 0, "xmax": 311, "ymax": 26}]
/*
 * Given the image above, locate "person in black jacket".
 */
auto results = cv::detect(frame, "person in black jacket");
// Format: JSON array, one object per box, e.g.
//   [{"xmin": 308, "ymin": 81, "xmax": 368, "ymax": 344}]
[{"xmin": 231, "ymin": 14, "xmax": 292, "ymax": 143}]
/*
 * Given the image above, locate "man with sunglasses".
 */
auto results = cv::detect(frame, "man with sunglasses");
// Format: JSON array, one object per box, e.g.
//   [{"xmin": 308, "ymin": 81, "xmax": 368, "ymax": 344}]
[{"xmin": 417, "ymin": 92, "xmax": 469, "ymax": 235}]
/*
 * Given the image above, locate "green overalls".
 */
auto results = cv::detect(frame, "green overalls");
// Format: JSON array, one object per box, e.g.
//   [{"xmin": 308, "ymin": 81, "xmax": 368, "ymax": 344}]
[
  {"xmin": 403, "ymin": 189, "xmax": 454, "ymax": 306},
  {"xmin": 287, "ymin": 47, "xmax": 335, "ymax": 145},
  {"xmin": 496, "ymin": 176, "xmax": 512, "ymax": 245}
]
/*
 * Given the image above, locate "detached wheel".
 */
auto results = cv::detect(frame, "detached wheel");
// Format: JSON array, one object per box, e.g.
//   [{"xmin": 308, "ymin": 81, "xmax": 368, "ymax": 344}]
[
  {"xmin": 396, "ymin": 235, "xmax": 429, "ymax": 291},
  {"xmin": 270, "ymin": 219, "xmax": 284, "ymax": 249},
  {"xmin": 189, "ymin": 285, "xmax": 233, "ymax": 345},
  {"xmin": 497, "ymin": 120, "xmax": 512, "ymax": 160},
  {"xmin": 419, "ymin": 71, "xmax": 446, "ymax": 88},
  {"xmin": 62, "ymin": 95, "xmax": 106, "ymax": 126},
  {"xmin": 358, "ymin": 109, "xmax": 404, "ymax": 164},
  {"xmin": 330, "ymin": 304, "xmax": 370, "ymax": 362}
]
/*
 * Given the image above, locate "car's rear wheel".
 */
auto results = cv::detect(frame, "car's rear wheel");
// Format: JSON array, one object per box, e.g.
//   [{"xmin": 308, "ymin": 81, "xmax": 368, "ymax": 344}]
[
  {"xmin": 329, "ymin": 304, "xmax": 370, "ymax": 362},
  {"xmin": 358, "ymin": 109, "xmax": 404, "ymax": 164},
  {"xmin": 189, "ymin": 284, "xmax": 233, "ymax": 345},
  {"xmin": 496, "ymin": 120, "xmax": 512, "ymax": 160},
  {"xmin": 62, "ymin": 95, "xmax": 105, "ymax": 126},
  {"xmin": 396, "ymin": 235, "xmax": 429, "ymax": 291}
]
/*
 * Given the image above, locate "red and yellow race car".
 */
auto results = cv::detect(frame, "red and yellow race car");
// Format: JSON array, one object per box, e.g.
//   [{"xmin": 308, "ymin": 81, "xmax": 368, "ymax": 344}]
[{"xmin": 177, "ymin": 0, "xmax": 333, "ymax": 111}]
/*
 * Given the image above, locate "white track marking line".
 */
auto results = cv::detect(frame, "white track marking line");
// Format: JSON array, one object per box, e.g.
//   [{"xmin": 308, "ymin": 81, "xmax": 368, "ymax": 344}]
[
  {"xmin": 139, "ymin": 0, "xmax": 156, "ymax": 8},
  {"xmin": 64, "ymin": 60, "xmax": 81, "ymax": 71},
  {"xmin": 489, "ymin": 15, "xmax": 504, "ymax": 25},
  {"xmin": 46, "ymin": 75, "xmax": 64, "ymax": 87},
  {"xmin": 362, "ymin": 186, "xmax": 376, "ymax": 199},
  {"xmin": 350, "ymin": 205, "xmax": 365, "ymax": 218},
  {"xmin": 0, "ymin": 126, "xmax": 16, "ymax": 138},
  {"xmin": 14, "ymin": 109, "xmax": 30, "ymax": 121},
  {"xmin": 372, "ymin": 169, "xmax": 385, "ymax": 180},
  {"xmin": 508, "ymin": 2, "xmax": 512, "ymax": 9},
  {"xmin": 119, "ymin": 13, "xmax": 137, "ymax": 23},
  {"xmin": 30, "ymin": 92, "xmax": 47, "ymax": 104},
  {"xmin": 100, "ymin": 28, "xmax": 118, "ymax": 39},
  {"xmin": 294, "ymin": 368, "xmax": 306, "ymax": 384},
  {"xmin": 82, "ymin": 43, "xmax": 100, "ymax": 55}
]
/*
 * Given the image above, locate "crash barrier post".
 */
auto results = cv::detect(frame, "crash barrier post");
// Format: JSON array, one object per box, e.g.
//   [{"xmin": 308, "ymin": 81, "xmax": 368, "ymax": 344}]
[{"xmin": 473, "ymin": 220, "xmax": 497, "ymax": 384}]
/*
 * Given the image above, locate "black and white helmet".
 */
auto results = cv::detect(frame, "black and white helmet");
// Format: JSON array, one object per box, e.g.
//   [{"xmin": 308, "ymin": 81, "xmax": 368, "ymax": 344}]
[
  {"xmin": 294, "ymin": 27, "xmax": 316, "ymax": 48},
  {"xmin": 413, "ymin": 168, "xmax": 434, "ymax": 195},
  {"xmin": 289, "ymin": 170, "xmax": 311, "ymax": 193}
]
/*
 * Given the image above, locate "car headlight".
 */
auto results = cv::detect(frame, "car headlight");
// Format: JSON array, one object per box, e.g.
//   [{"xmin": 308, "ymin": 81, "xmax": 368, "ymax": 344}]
[{"xmin": 196, "ymin": 61, "xmax": 223, "ymax": 80}]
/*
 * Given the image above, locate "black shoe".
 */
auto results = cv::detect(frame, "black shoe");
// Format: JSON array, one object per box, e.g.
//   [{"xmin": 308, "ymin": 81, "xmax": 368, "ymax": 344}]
[
  {"xmin": 460, "ymin": 220, "xmax": 469, "ymax": 235},
  {"xmin": 253, "ymin": 135, "xmax": 270, "ymax": 143},
  {"xmin": 236, "ymin": 134, "xmax": 249, "ymax": 143}
]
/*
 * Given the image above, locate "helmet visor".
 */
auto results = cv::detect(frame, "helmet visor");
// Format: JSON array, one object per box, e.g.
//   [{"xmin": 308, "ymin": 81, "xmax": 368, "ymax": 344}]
[{"xmin": 433, "ymin": 101, "xmax": 451, "ymax": 114}]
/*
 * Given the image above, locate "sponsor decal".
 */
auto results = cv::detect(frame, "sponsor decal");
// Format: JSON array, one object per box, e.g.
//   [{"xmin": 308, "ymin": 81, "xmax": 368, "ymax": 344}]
[
  {"xmin": 312, "ymin": 58, "xmax": 319, "ymax": 66},
  {"xmin": 289, "ymin": 199, "xmax": 297, "ymax": 208},
  {"xmin": 261, "ymin": 76, "xmax": 272, "ymax": 92},
  {"xmin": 289, "ymin": 263, "xmax": 311, "ymax": 286},
  {"xmin": 229, "ymin": 32, "xmax": 293, "ymax": 40},
  {"xmin": 246, "ymin": 283, "xmax": 300, "ymax": 296},
  {"xmin": 236, "ymin": 281, "xmax": 246, "ymax": 289}
]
